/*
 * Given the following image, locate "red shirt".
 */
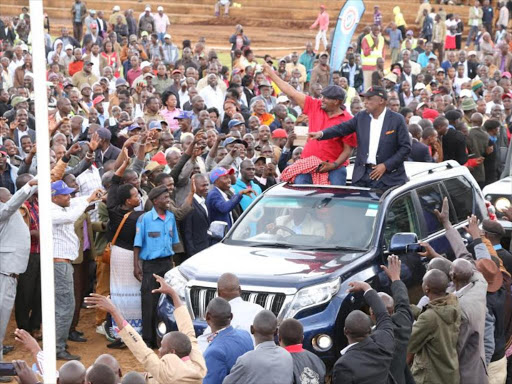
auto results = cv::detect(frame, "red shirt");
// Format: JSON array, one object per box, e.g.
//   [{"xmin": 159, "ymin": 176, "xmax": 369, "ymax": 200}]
[{"xmin": 301, "ymin": 96, "xmax": 357, "ymax": 164}]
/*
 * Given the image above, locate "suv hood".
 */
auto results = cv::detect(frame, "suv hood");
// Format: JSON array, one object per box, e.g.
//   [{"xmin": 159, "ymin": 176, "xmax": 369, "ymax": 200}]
[{"xmin": 179, "ymin": 243, "xmax": 366, "ymax": 288}]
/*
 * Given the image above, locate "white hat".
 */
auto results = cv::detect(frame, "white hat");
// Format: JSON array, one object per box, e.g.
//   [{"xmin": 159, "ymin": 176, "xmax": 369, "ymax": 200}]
[
  {"xmin": 277, "ymin": 95, "xmax": 289, "ymax": 103},
  {"xmin": 416, "ymin": 102, "xmax": 426, "ymax": 110},
  {"xmin": 65, "ymin": 44, "xmax": 73, "ymax": 50},
  {"xmin": 113, "ymin": 5, "xmax": 120, "ymax": 11},
  {"xmin": 157, "ymin": 6, "xmax": 164, "ymax": 11},
  {"xmin": 164, "ymin": 34, "xmax": 171, "ymax": 39},
  {"xmin": 383, "ymin": 72, "xmax": 398, "ymax": 83},
  {"xmin": 20, "ymin": 44, "xmax": 28, "ymax": 51},
  {"xmin": 414, "ymin": 83, "xmax": 426, "ymax": 91},
  {"xmin": 145, "ymin": 6, "xmax": 151, "ymax": 11},
  {"xmin": 460, "ymin": 89, "xmax": 472, "ymax": 98},
  {"xmin": 409, "ymin": 115, "xmax": 422, "ymax": 125},
  {"xmin": 140, "ymin": 61, "xmax": 151, "ymax": 69},
  {"xmin": 90, "ymin": 9, "xmax": 96, "ymax": 14},
  {"xmin": 468, "ymin": 51, "xmax": 477, "ymax": 56}
]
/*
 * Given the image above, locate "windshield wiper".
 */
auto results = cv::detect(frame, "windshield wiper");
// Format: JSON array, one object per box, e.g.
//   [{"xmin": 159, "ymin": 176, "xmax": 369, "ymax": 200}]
[
  {"xmin": 294, "ymin": 246, "xmax": 367, "ymax": 252},
  {"xmin": 246, "ymin": 243, "xmax": 291, "ymax": 248}
]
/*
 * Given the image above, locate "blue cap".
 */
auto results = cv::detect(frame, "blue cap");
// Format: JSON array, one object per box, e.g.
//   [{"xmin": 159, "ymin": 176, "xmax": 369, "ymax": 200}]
[
  {"xmin": 228, "ymin": 119, "xmax": 244, "ymax": 129},
  {"xmin": 174, "ymin": 110, "xmax": 195, "ymax": 120},
  {"xmin": 127, "ymin": 123, "xmax": 141, "ymax": 131},
  {"xmin": 210, "ymin": 167, "xmax": 235, "ymax": 184},
  {"xmin": 51, "ymin": 180, "xmax": 76, "ymax": 196},
  {"xmin": 148, "ymin": 121, "xmax": 162, "ymax": 130}
]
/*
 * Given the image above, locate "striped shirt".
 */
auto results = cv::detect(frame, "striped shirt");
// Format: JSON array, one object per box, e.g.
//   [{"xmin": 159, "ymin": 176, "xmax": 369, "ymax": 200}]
[{"xmin": 51, "ymin": 196, "xmax": 89, "ymax": 260}]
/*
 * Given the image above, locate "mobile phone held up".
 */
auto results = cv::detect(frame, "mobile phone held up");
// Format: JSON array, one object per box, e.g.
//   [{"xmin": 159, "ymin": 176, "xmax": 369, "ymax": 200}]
[{"xmin": 0, "ymin": 362, "xmax": 16, "ymax": 376}]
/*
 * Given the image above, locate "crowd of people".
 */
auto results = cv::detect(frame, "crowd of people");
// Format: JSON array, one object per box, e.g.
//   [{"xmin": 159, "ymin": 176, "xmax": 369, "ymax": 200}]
[{"xmin": 0, "ymin": 0, "xmax": 511, "ymax": 382}]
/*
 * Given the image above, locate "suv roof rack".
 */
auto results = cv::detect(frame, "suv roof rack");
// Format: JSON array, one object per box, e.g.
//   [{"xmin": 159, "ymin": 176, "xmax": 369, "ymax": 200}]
[
  {"xmin": 408, "ymin": 160, "xmax": 459, "ymax": 179},
  {"xmin": 291, "ymin": 184, "xmax": 372, "ymax": 191}
]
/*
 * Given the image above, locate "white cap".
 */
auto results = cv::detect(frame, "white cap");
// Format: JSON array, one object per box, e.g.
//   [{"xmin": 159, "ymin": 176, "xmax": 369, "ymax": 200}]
[
  {"xmin": 113, "ymin": 5, "xmax": 120, "ymax": 11},
  {"xmin": 416, "ymin": 102, "xmax": 426, "ymax": 110},
  {"xmin": 140, "ymin": 61, "xmax": 151, "ymax": 69},
  {"xmin": 414, "ymin": 83, "xmax": 426, "ymax": 91},
  {"xmin": 277, "ymin": 95, "xmax": 289, "ymax": 103},
  {"xmin": 164, "ymin": 34, "xmax": 171, "ymax": 39},
  {"xmin": 65, "ymin": 44, "xmax": 73, "ymax": 50},
  {"xmin": 90, "ymin": 9, "xmax": 96, "ymax": 14},
  {"xmin": 460, "ymin": 89, "xmax": 472, "ymax": 98},
  {"xmin": 468, "ymin": 50, "xmax": 477, "ymax": 56},
  {"xmin": 145, "ymin": 6, "xmax": 151, "ymax": 11},
  {"xmin": 20, "ymin": 44, "xmax": 28, "ymax": 51},
  {"xmin": 157, "ymin": 6, "xmax": 164, "ymax": 11},
  {"xmin": 409, "ymin": 116, "xmax": 422, "ymax": 125}
]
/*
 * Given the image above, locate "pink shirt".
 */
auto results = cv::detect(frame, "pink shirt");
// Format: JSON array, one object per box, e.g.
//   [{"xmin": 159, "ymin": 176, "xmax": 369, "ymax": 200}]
[
  {"xmin": 312, "ymin": 12, "xmax": 329, "ymax": 31},
  {"xmin": 161, "ymin": 107, "xmax": 182, "ymax": 132}
]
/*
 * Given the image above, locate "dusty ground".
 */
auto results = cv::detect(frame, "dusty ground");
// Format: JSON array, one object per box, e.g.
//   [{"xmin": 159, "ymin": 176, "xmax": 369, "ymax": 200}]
[{"xmin": 4, "ymin": 309, "xmax": 144, "ymax": 374}]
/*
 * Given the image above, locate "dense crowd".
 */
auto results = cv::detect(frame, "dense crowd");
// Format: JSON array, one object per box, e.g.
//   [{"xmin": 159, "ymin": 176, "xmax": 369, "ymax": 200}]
[{"xmin": 0, "ymin": 0, "xmax": 512, "ymax": 383}]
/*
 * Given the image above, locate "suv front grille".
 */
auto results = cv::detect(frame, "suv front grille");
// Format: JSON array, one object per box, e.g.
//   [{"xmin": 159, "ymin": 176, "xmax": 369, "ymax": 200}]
[{"xmin": 189, "ymin": 287, "xmax": 286, "ymax": 320}]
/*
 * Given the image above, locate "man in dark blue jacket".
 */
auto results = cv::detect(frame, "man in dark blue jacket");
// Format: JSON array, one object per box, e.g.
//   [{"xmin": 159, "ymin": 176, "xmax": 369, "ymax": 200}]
[
  {"xmin": 202, "ymin": 297, "xmax": 253, "ymax": 384},
  {"xmin": 309, "ymin": 86, "xmax": 411, "ymax": 189},
  {"xmin": 206, "ymin": 167, "xmax": 254, "ymax": 230}
]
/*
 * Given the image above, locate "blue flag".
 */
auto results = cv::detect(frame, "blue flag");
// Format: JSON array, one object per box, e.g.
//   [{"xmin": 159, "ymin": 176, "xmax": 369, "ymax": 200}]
[{"xmin": 329, "ymin": 0, "xmax": 366, "ymax": 79}]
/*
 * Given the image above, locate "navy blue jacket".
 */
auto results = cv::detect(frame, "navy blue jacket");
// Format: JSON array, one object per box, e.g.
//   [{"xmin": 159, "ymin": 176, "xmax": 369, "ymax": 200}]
[
  {"xmin": 203, "ymin": 326, "xmax": 254, "ymax": 384},
  {"xmin": 182, "ymin": 198, "xmax": 210, "ymax": 256},
  {"xmin": 409, "ymin": 140, "xmax": 433, "ymax": 163},
  {"xmin": 320, "ymin": 109, "xmax": 411, "ymax": 187},
  {"xmin": 206, "ymin": 187, "xmax": 243, "ymax": 229}
]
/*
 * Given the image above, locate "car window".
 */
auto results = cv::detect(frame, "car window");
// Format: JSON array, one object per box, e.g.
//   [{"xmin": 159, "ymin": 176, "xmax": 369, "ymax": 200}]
[
  {"xmin": 443, "ymin": 177, "xmax": 474, "ymax": 223},
  {"xmin": 416, "ymin": 183, "xmax": 455, "ymax": 236},
  {"xmin": 383, "ymin": 193, "xmax": 419, "ymax": 247}
]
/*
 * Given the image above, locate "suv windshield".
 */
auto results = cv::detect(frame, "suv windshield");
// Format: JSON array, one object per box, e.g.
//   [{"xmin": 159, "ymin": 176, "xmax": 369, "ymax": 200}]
[{"xmin": 226, "ymin": 195, "xmax": 380, "ymax": 250}]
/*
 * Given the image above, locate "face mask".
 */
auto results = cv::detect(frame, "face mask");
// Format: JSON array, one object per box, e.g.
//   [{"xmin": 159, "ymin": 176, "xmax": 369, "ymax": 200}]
[{"xmin": 489, "ymin": 135, "xmax": 498, "ymax": 143}]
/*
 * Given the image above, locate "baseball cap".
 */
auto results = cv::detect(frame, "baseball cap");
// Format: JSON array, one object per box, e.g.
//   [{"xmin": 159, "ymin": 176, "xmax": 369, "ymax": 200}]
[
  {"xmin": 416, "ymin": 102, "xmax": 427, "ymax": 110},
  {"xmin": 92, "ymin": 95, "xmax": 105, "ymax": 105},
  {"xmin": 141, "ymin": 31, "xmax": 149, "ymax": 37},
  {"xmin": 65, "ymin": 44, "xmax": 73, "ymax": 51},
  {"xmin": 0, "ymin": 146, "xmax": 7, "ymax": 157},
  {"xmin": 80, "ymin": 83, "xmax": 92, "ymax": 91},
  {"xmin": 151, "ymin": 152, "xmax": 167, "ymax": 165},
  {"xmin": 361, "ymin": 86, "xmax": 388, "ymax": 100},
  {"xmin": 414, "ymin": 83, "xmax": 426, "ymax": 91},
  {"xmin": 174, "ymin": 110, "xmax": 195, "ymax": 120},
  {"xmin": 258, "ymin": 81, "xmax": 272, "ymax": 89},
  {"xmin": 228, "ymin": 119, "xmax": 244, "ymax": 129},
  {"xmin": 20, "ymin": 44, "xmax": 28, "ymax": 51},
  {"xmin": 468, "ymin": 51, "xmax": 477, "ymax": 57},
  {"xmin": 503, "ymin": 92, "xmax": 512, "ymax": 100},
  {"xmin": 164, "ymin": 34, "xmax": 171, "ymax": 40},
  {"xmin": 210, "ymin": 167, "xmax": 235, "ymax": 184},
  {"xmin": 436, "ymin": 68, "xmax": 445, "ymax": 73},
  {"xmin": 272, "ymin": 128, "xmax": 288, "ymax": 139},
  {"xmin": 459, "ymin": 89, "xmax": 473, "ymax": 99},
  {"xmin": 406, "ymin": 30, "xmax": 414, "ymax": 36},
  {"xmin": 115, "ymin": 78, "xmax": 128, "ymax": 88},
  {"xmin": 319, "ymin": 51, "xmax": 329, "ymax": 58},
  {"xmin": 148, "ymin": 121, "xmax": 162, "ymax": 130},
  {"xmin": 157, "ymin": 6, "xmax": 164, "ymax": 11},
  {"xmin": 51, "ymin": 180, "xmax": 76, "ymax": 196},
  {"xmin": 140, "ymin": 61, "xmax": 151, "ymax": 70},
  {"xmin": 145, "ymin": 6, "xmax": 151, "ymax": 11},
  {"xmin": 97, "ymin": 127, "xmax": 112, "ymax": 140},
  {"xmin": 171, "ymin": 69, "xmax": 182, "ymax": 75},
  {"xmin": 127, "ymin": 123, "xmax": 141, "ymax": 131},
  {"xmin": 502, "ymin": 71, "xmax": 512, "ymax": 79},
  {"xmin": 143, "ymin": 72, "xmax": 155, "ymax": 79},
  {"xmin": 321, "ymin": 85, "xmax": 346, "ymax": 101},
  {"xmin": 112, "ymin": 5, "xmax": 121, "ymax": 11},
  {"xmin": 383, "ymin": 73, "xmax": 398, "ymax": 83},
  {"xmin": 223, "ymin": 137, "xmax": 248, "ymax": 148},
  {"xmin": 277, "ymin": 95, "xmax": 289, "ymax": 103},
  {"xmin": 253, "ymin": 156, "xmax": 266, "ymax": 164},
  {"xmin": 84, "ymin": 60, "xmax": 94, "ymax": 66},
  {"xmin": 422, "ymin": 108, "xmax": 439, "ymax": 122}
]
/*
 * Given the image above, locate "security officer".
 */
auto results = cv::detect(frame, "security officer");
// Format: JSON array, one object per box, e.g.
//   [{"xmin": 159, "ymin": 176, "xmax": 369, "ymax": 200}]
[{"xmin": 134, "ymin": 185, "xmax": 180, "ymax": 348}]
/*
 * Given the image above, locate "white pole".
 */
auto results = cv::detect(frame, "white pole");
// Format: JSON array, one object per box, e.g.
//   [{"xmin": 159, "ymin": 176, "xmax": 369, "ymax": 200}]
[{"xmin": 29, "ymin": 0, "xmax": 57, "ymax": 382}]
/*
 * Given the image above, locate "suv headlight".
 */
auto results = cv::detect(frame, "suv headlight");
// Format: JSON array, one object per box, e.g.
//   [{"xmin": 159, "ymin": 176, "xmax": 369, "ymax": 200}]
[
  {"xmin": 495, "ymin": 197, "xmax": 511, "ymax": 212},
  {"xmin": 284, "ymin": 278, "xmax": 341, "ymax": 319},
  {"xmin": 164, "ymin": 268, "xmax": 188, "ymax": 302}
]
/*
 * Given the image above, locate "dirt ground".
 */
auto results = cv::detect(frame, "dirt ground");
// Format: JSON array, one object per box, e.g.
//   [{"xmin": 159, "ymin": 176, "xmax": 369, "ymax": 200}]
[{"xmin": 4, "ymin": 309, "xmax": 144, "ymax": 373}]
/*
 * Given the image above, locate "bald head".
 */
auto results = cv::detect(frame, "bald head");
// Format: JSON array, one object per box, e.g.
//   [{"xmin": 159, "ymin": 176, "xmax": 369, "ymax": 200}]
[
  {"xmin": 377, "ymin": 292, "xmax": 395, "ymax": 315},
  {"xmin": 423, "ymin": 269, "xmax": 450, "ymax": 295},
  {"xmin": 344, "ymin": 310, "xmax": 372, "ymax": 341},
  {"xmin": 0, "ymin": 187, "xmax": 11, "ymax": 203},
  {"xmin": 121, "ymin": 372, "xmax": 145, "ymax": 384},
  {"xmin": 470, "ymin": 112, "xmax": 483, "ymax": 127},
  {"xmin": 58, "ymin": 361, "xmax": 86, "ymax": 384},
  {"xmin": 252, "ymin": 310, "xmax": 277, "ymax": 339},
  {"xmin": 86, "ymin": 363, "xmax": 116, "ymax": 384},
  {"xmin": 161, "ymin": 331, "xmax": 191, "ymax": 358},
  {"xmin": 95, "ymin": 354, "xmax": 121, "ymax": 380},
  {"xmin": 206, "ymin": 297, "xmax": 233, "ymax": 329},
  {"xmin": 217, "ymin": 273, "xmax": 241, "ymax": 300},
  {"xmin": 427, "ymin": 257, "xmax": 453, "ymax": 277},
  {"xmin": 451, "ymin": 259, "xmax": 474, "ymax": 286}
]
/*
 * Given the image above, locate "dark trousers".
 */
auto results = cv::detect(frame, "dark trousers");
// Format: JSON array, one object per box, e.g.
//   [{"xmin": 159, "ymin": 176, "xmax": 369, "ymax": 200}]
[
  {"xmin": 14, "ymin": 253, "xmax": 41, "ymax": 332},
  {"xmin": 353, "ymin": 165, "xmax": 391, "ymax": 189},
  {"xmin": 141, "ymin": 257, "xmax": 172, "ymax": 347},
  {"xmin": 73, "ymin": 22, "xmax": 83, "ymax": 43},
  {"xmin": 70, "ymin": 251, "xmax": 90, "ymax": 331}
]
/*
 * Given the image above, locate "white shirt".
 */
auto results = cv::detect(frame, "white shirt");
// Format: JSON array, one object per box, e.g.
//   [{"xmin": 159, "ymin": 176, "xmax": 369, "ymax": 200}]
[
  {"xmin": 199, "ymin": 85, "xmax": 226, "ymax": 116},
  {"xmin": 216, "ymin": 186, "xmax": 234, "ymax": 225},
  {"xmin": 403, "ymin": 92, "xmax": 414, "ymax": 107},
  {"xmin": 194, "ymin": 193, "xmax": 208, "ymax": 217},
  {"xmin": 367, "ymin": 108, "xmax": 387, "ymax": 165},
  {"xmin": 198, "ymin": 296, "xmax": 264, "ymax": 351},
  {"xmin": 90, "ymin": 53, "xmax": 100, "ymax": 77},
  {"xmin": 454, "ymin": 76, "xmax": 470, "ymax": 96},
  {"xmin": 51, "ymin": 197, "xmax": 90, "ymax": 260},
  {"xmin": 340, "ymin": 342, "xmax": 359, "ymax": 355}
]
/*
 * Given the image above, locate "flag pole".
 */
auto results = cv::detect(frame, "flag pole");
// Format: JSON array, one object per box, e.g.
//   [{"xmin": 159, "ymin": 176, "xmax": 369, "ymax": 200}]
[{"xmin": 29, "ymin": 0, "xmax": 57, "ymax": 382}]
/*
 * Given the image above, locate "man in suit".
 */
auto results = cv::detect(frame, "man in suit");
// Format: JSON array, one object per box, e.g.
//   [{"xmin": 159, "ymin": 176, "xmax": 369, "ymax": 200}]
[
  {"xmin": 183, "ymin": 174, "xmax": 210, "ymax": 257},
  {"xmin": 223, "ymin": 310, "xmax": 293, "ymax": 384},
  {"xmin": 94, "ymin": 128, "xmax": 121, "ymax": 169},
  {"xmin": 409, "ymin": 124, "xmax": 433, "ymax": 162},
  {"xmin": 455, "ymin": 50, "xmax": 478, "ymax": 79},
  {"xmin": 202, "ymin": 297, "xmax": 254, "ymax": 384},
  {"xmin": 332, "ymin": 280, "xmax": 395, "ymax": 383},
  {"xmin": 0, "ymin": 177, "xmax": 37, "ymax": 380},
  {"xmin": 309, "ymin": 86, "xmax": 411, "ymax": 189},
  {"xmin": 206, "ymin": 167, "xmax": 253, "ymax": 231},
  {"xmin": 443, "ymin": 110, "xmax": 468, "ymax": 165},
  {"xmin": 11, "ymin": 108, "xmax": 36, "ymax": 150},
  {"xmin": 379, "ymin": 255, "xmax": 414, "ymax": 384}
]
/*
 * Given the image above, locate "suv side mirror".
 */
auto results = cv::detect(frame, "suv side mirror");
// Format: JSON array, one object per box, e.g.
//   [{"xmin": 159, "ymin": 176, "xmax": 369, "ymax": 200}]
[
  {"xmin": 208, "ymin": 221, "xmax": 229, "ymax": 240},
  {"xmin": 389, "ymin": 232, "xmax": 420, "ymax": 254}
]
